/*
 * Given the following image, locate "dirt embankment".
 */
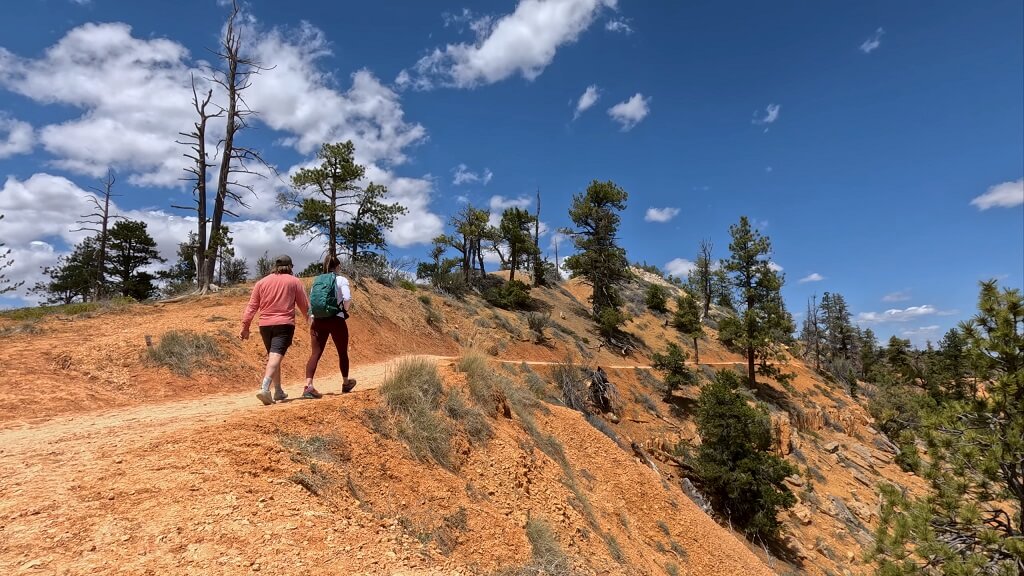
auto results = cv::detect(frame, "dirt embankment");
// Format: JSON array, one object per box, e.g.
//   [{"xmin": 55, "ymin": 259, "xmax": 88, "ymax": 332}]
[{"xmin": 0, "ymin": 275, "xmax": 925, "ymax": 575}]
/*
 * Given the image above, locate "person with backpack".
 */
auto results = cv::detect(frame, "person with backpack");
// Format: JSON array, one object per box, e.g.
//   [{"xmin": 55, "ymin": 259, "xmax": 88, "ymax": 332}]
[
  {"xmin": 302, "ymin": 254, "xmax": 355, "ymax": 399},
  {"xmin": 240, "ymin": 254, "xmax": 309, "ymax": 406}
]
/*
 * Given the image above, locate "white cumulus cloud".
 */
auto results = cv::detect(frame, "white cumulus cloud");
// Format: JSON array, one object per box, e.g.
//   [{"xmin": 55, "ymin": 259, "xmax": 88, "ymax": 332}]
[
  {"xmin": 0, "ymin": 22, "xmax": 199, "ymax": 185},
  {"xmin": 665, "ymin": 258, "xmax": 696, "ymax": 277},
  {"xmin": 0, "ymin": 114, "xmax": 34, "ymax": 158},
  {"xmin": 970, "ymin": 178, "xmax": 1024, "ymax": 210},
  {"xmin": 856, "ymin": 304, "xmax": 955, "ymax": 324},
  {"xmin": 607, "ymin": 92, "xmax": 650, "ymax": 131},
  {"xmin": 452, "ymin": 164, "xmax": 494, "ymax": 186},
  {"xmin": 860, "ymin": 28, "xmax": 884, "ymax": 54},
  {"xmin": 644, "ymin": 207, "xmax": 679, "ymax": 223},
  {"xmin": 574, "ymin": 84, "xmax": 600, "ymax": 119},
  {"xmin": 400, "ymin": 0, "xmax": 617, "ymax": 90},
  {"xmin": 798, "ymin": 272, "xmax": 824, "ymax": 284}
]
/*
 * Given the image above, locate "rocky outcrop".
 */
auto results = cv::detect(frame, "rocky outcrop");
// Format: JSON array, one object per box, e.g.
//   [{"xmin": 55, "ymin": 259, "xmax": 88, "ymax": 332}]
[{"xmin": 771, "ymin": 412, "xmax": 795, "ymax": 455}]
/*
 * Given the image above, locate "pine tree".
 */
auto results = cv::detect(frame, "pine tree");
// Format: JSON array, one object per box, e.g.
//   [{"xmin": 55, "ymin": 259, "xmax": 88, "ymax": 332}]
[
  {"xmin": 562, "ymin": 180, "xmax": 630, "ymax": 336},
  {"xmin": 872, "ymin": 280, "xmax": 1024, "ymax": 575},
  {"xmin": 672, "ymin": 295, "xmax": 704, "ymax": 364},
  {"xmin": 722, "ymin": 216, "xmax": 790, "ymax": 385},
  {"xmin": 695, "ymin": 369, "xmax": 796, "ymax": 542},
  {"xmin": 30, "ymin": 236, "xmax": 100, "ymax": 304},
  {"xmin": 281, "ymin": 141, "xmax": 365, "ymax": 261},
  {"xmin": 651, "ymin": 342, "xmax": 696, "ymax": 400},
  {"xmin": 105, "ymin": 220, "xmax": 164, "ymax": 300},
  {"xmin": 496, "ymin": 207, "xmax": 538, "ymax": 282},
  {"xmin": 339, "ymin": 182, "xmax": 408, "ymax": 265}
]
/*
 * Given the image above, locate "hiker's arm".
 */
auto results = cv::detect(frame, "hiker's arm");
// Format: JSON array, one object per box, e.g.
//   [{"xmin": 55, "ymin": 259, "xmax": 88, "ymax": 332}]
[
  {"xmin": 240, "ymin": 285, "xmax": 261, "ymax": 339},
  {"xmin": 339, "ymin": 277, "xmax": 352, "ymax": 313},
  {"xmin": 296, "ymin": 280, "xmax": 310, "ymax": 319}
]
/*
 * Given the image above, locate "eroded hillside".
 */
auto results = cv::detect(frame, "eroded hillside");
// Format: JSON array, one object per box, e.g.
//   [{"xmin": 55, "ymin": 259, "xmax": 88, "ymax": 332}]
[{"xmin": 0, "ymin": 272, "xmax": 923, "ymax": 575}]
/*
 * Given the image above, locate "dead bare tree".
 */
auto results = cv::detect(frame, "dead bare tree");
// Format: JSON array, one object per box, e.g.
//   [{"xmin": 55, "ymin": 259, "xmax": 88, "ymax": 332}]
[
  {"xmin": 696, "ymin": 238, "xmax": 713, "ymax": 318},
  {"xmin": 532, "ymin": 187, "xmax": 543, "ymax": 287},
  {"xmin": 73, "ymin": 169, "xmax": 123, "ymax": 300},
  {"xmin": 206, "ymin": 0, "xmax": 272, "ymax": 287},
  {"xmin": 173, "ymin": 74, "xmax": 220, "ymax": 294}
]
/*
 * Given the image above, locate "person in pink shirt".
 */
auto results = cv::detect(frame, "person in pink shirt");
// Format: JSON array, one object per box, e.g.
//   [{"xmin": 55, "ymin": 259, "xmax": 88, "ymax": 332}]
[{"xmin": 239, "ymin": 254, "xmax": 310, "ymax": 406}]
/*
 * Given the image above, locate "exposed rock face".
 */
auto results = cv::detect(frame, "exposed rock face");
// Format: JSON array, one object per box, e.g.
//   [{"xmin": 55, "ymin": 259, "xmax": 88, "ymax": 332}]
[
  {"xmin": 771, "ymin": 412, "xmax": 794, "ymax": 455},
  {"xmin": 792, "ymin": 405, "xmax": 826, "ymax": 431}
]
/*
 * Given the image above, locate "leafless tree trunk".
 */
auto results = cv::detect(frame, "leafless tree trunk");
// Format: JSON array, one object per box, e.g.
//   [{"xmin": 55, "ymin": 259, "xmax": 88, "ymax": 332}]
[
  {"xmin": 533, "ymin": 187, "xmax": 543, "ymax": 287},
  {"xmin": 173, "ymin": 75, "xmax": 220, "ymax": 294},
  {"xmin": 73, "ymin": 169, "xmax": 122, "ymax": 300},
  {"xmin": 698, "ymin": 239, "xmax": 713, "ymax": 317},
  {"xmin": 207, "ymin": 0, "xmax": 270, "ymax": 286}
]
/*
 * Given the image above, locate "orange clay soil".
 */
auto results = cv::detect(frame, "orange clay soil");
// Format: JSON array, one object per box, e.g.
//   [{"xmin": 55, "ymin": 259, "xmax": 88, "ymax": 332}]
[{"xmin": 0, "ymin": 274, "xmax": 925, "ymax": 575}]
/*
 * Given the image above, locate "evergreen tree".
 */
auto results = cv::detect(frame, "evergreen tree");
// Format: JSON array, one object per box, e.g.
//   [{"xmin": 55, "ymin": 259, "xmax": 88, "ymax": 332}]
[
  {"xmin": 672, "ymin": 295, "xmax": 704, "ymax": 364},
  {"xmin": 221, "ymin": 257, "xmax": 248, "ymax": 285},
  {"xmin": 711, "ymin": 267, "xmax": 734, "ymax": 310},
  {"xmin": 562, "ymin": 180, "xmax": 630, "ymax": 336},
  {"xmin": 695, "ymin": 370, "xmax": 797, "ymax": 542},
  {"xmin": 860, "ymin": 327, "xmax": 880, "ymax": 380},
  {"xmin": 645, "ymin": 283, "xmax": 669, "ymax": 313},
  {"xmin": 281, "ymin": 140, "xmax": 365, "ymax": 261},
  {"xmin": 496, "ymin": 207, "xmax": 539, "ymax": 282},
  {"xmin": 339, "ymin": 182, "xmax": 408, "ymax": 265},
  {"xmin": 30, "ymin": 236, "xmax": 100, "ymax": 304},
  {"xmin": 163, "ymin": 232, "xmax": 200, "ymax": 286},
  {"xmin": 722, "ymin": 216, "xmax": 790, "ymax": 385},
  {"xmin": 651, "ymin": 342, "xmax": 696, "ymax": 400},
  {"xmin": 872, "ymin": 280, "xmax": 1024, "ymax": 575},
  {"xmin": 438, "ymin": 205, "xmax": 490, "ymax": 284},
  {"xmin": 105, "ymin": 220, "xmax": 164, "ymax": 300},
  {"xmin": 936, "ymin": 328, "xmax": 969, "ymax": 401}
]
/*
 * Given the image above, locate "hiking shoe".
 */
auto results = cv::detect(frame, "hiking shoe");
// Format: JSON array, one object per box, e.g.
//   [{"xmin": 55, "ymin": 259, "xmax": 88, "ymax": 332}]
[
  {"xmin": 342, "ymin": 378, "xmax": 357, "ymax": 393},
  {"xmin": 273, "ymin": 389, "xmax": 288, "ymax": 402},
  {"xmin": 302, "ymin": 386, "xmax": 323, "ymax": 400},
  {"xmin": 256, "ymin": 391, "xmax": 274, "ymax": 406}
]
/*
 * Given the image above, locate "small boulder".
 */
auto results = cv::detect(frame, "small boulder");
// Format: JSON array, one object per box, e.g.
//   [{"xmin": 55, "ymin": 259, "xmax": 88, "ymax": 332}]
[{"xmin": 822, "ymin": 441, "xmax": 840, "ymax": 453}]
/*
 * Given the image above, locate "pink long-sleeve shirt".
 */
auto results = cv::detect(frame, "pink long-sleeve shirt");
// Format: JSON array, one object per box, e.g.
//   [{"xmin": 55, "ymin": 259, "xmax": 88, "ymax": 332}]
[{"xmin": 241, "ymin": 273, "xmax": 310, "ymax": 328}]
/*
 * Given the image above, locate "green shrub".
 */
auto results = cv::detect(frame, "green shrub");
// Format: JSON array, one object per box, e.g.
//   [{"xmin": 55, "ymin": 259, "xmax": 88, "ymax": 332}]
[
  {"xmin": 398, "ymin": 278, "xmax": 418, "ymax": 291},
  {"xmin": 596, "ymin": 306, "xmax": 625, "ymax": 338},
  {"xmin": 484, "ymin": 279, "xmax": 532, "ymax": 310},
  {"xmin": 146, "ymin": 330, "xmax": 219, "ymax": 376},
  {"xmin": 645, "ymin": 283, "xmax": 669, "ymax": 313},
  {"xmin": 526, "ymin": 312, "xmax": 550, "ymax": 343}
]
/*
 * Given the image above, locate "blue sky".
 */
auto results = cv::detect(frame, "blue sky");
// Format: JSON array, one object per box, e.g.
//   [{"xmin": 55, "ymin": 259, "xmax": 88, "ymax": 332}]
[{"xmin": 0, "ymin": 0, "xmax": 1021, "ymax": 347}]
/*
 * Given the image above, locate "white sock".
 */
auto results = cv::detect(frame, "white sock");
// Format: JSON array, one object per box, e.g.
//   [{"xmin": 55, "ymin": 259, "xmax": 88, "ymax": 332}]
[{"xmin": 261, "ymin": 376, "xmax": 272, "ymax": 394}]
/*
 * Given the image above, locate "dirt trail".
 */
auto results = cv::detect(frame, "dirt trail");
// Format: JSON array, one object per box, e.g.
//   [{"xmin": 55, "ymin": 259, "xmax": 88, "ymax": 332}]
[{"xmin": 0, "ymin": 356, "xmax": 733, "ymax": 457}]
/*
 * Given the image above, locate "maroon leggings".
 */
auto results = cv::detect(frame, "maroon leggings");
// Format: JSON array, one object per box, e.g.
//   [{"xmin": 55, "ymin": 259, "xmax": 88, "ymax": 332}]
[{"xmin": 305, "ymin": 316, "xmax": 349, "ymax": 379}]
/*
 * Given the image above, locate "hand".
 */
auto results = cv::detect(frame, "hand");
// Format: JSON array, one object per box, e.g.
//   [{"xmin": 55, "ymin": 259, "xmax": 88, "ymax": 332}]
[{"xmin": 239, "ymin": 326, "xmax": 250, "ymax": 340}]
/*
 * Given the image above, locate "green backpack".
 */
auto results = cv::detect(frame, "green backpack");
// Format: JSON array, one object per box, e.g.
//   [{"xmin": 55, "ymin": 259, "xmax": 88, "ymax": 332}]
[{"xmin": 310, "ymin": 273, "xmax": 341, "ymax": 318}]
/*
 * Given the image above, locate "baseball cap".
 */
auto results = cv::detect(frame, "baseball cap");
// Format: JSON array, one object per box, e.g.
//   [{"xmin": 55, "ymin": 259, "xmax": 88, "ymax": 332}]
[{"xmin": 274, "ymin": 254, "xmax": 293, "ymax": 267}]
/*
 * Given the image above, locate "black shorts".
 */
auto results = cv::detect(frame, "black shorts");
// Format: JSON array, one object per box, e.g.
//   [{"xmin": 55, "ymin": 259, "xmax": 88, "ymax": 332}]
[{"xmin": 259, "ymin": 324, "xmax": 295, "ymax": 355}]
